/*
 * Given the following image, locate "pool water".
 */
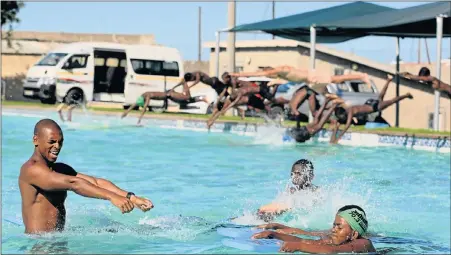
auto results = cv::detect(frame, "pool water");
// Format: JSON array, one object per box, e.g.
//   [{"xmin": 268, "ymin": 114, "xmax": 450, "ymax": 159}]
[{"xmin": 2, "ymin": 109, "xmax": 450, "ymax": 254}]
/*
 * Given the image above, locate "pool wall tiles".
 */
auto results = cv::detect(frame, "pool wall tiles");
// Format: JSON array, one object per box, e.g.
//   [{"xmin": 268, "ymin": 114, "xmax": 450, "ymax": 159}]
[{"xmin": 144, "ymin": 118, "xmax": 450, "ymax": 153}]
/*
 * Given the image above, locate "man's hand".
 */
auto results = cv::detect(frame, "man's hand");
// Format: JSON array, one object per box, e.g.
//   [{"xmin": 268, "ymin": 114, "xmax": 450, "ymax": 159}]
[
  {"xmin": 251, "ymin": 230, "xmax": 274, "ymax": 239},
  {"xmin": 256, "ymin": 223, "xmax": 287, "ymax": 230},
  {"xmin": 258, "ymin": 203, "xmax": 289, "ymax": 214},
  {"xmin": 130, "ymin": 196, "xmax": 154, "ymax": 212},
  {"xmin": 279, "ymin": 242, "xmax": 299, "ymax": 252},
  {"xmin": 387, "ymin": 74, "xmax": 394, "ymax": 81},
  {"xmin": 110, "ymin": 194, "xmax": 134, "ymax": 214}
]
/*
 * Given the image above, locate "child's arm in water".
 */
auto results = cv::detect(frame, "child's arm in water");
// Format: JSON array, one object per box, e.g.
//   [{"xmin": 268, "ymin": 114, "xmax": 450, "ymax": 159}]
[{"xmin": 256, "ymin": 223, "xmax": 330, "ymax": 237}]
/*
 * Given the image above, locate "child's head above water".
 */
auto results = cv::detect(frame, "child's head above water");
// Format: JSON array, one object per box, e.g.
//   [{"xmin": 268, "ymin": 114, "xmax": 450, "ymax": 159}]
[{"xmin": 291, "ymin": 159, "xmax": 314, "ymax": 188}]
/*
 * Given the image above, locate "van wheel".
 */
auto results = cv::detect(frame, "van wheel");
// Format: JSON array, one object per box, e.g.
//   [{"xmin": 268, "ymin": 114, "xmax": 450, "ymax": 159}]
[
  {"xmin": 66, "ymin": 89, "xmax": 84, "ymax": 104},
  {"xmin": 150, "ymin": 106, "xmax": 165, "ymax": 113},
  {"xmin": 123, "ymin": 105, "xmax": 140, "ymax": 110}
]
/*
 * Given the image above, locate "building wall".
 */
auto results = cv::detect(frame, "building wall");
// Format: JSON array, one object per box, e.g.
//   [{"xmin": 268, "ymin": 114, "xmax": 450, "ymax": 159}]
[
  {"xmin": 208, "ymin": 47, "xmax": 451, "ymax": 131},
  {"xmin": 2, "ymin": 31, "xmax": 155, "ymax": 45},
  {"xmin": 1, "ymin": 54, "xmax": 42, "ymax": 77},
  {"xmin": 184, "ymin": 60, "xmax": 210, "ymax": 73}
]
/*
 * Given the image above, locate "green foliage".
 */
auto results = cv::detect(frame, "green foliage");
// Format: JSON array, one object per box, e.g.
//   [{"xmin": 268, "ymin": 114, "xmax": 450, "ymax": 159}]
[{"xmin": 1, "ymin": 1, "xmax": 25, "ymax": 46}]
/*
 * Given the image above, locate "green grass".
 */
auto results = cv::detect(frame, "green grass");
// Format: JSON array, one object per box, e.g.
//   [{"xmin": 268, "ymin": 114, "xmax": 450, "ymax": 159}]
[{"xmin": 2, "ymin": 100, "xmax": 450, "ymax": 137}]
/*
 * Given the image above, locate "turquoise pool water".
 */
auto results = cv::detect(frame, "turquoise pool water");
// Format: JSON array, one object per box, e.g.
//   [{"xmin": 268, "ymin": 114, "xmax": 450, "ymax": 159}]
[{"xmin": 2, "ymin": 109, "xmax": 450, "ymax": 254}]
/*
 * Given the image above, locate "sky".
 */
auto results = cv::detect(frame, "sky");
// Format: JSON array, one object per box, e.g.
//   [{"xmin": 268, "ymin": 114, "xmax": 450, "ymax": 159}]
[{"xmin": 12, "ymin": 1, "xmax": 451, "ymax": 65}]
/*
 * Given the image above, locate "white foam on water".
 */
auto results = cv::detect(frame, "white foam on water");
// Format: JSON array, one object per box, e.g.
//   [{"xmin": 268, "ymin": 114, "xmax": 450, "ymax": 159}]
[
  {"xmin": 138, "ymin": 215, "xmax": 213, "ymax": 242},
  {"xmin": 252, "ymin": 124, "xmax": 294, "ymax": 146},
  {"xmin": 233, "ymin": 176, "xmax": 378, "ymax": 232}
]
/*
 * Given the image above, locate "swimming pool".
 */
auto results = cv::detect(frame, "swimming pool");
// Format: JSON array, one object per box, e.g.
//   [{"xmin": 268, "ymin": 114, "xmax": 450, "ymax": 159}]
[{"xmin": 2, "ymin": 109, "xmax": 450, "ymax": 254}]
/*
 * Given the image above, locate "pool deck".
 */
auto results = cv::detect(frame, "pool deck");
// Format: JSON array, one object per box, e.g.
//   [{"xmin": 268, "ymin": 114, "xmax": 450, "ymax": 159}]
[{"xmin": 2, "ymin": 103, "xmax": 450, "ymax": 154}]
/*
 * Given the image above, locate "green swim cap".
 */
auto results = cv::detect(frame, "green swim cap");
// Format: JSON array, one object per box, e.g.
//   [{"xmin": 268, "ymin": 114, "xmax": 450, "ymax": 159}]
[{"xmin": 338, "ymin": 208, "xmax": 368, "ymax": 236}]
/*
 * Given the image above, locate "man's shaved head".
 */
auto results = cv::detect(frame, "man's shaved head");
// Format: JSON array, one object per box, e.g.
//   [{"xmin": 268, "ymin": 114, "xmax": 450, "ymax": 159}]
[{"xmin": 34, "ymin": 119, "xmax": 62, "ymax": 136}]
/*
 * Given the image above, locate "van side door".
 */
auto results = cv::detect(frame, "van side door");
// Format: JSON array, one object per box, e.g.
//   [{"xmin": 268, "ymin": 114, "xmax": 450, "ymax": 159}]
[{"xmin": 56, "ymin": 54, "xmax": 93, "ymax": 102}]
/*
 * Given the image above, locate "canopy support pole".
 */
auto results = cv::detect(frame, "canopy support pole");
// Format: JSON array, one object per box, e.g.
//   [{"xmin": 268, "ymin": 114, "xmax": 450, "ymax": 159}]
[
  {"xmin": 434, "ymin": 15, "xmax": 443, "ymax": 131},
  {"xmin": 395, "ymin": 37, "xmax": 400, "ymax": 127},
  {"xmin": 215, "ymin": 31, "xmax": 221, "ymax": 77},
  {"xmin": 309, "ymin": 25, "xmax": 316, "ymax": 123}
]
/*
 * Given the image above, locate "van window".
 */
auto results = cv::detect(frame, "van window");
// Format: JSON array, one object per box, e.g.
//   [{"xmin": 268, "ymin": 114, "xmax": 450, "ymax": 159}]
[
  {"xmin": 337, "ymin": 83, "xmax": 351, "ymax": 92},
  {"xmin": 131, "ymin": 59, "xmax": 179, "ymax": 77},
  {"xmin": 36, "ymin": 53, "xmax": 68, "ymax": 66},
  {"xmin": 63, "ymin": 54, "xmax": 89, "ymax": 69},
  {"xmin": 95, "ymin": 58, "xmax": 105, "ymax": 66},
  {"xmin": 162, "ymin": 61, "xmax": 180, "ymax": 77},
  {"xmin": 106, "ymin": 58, "xmax": 119, "ymax": 67}
]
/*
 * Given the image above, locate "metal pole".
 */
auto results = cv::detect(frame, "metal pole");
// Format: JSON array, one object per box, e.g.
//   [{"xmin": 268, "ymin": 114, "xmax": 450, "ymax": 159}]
[
  {"xmin": 227, "ymin": 1, "xmax": 236, "ymax": 73},
  {"xmin": 424, "ymin": 38, "xmax": 431, "ymax": 64},
  {"xmin": 417, "ymin": 39, "xmax": 421, "ymax": 64},
  {"xmin": 308, "ymin": 25, "xmax": 316, "ymax": 123},
  {"xmin": 198, "ymin": 6, "xmax": 202, "ymax": 62},
  {"xmin": 434, "ymin": 16, "xmax": 443, "ymax": 131},
  {"xmin": 272, "ymin": 1, "xmax": 275, "ymax": 40},
  {"xmin": 215, "ymin": 31, "xmax": 221, "ymax": 77},
  {"xmin": 309, "ymin": 25, "xmax": 316, "ymax": 70},
  {"xmin": 395, "ymin": 37, "xmax": 400, "ymax": 127}
]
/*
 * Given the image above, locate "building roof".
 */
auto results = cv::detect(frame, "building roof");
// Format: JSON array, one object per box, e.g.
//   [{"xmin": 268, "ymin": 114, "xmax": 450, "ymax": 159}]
[
  {"xmin": 203, "ymin": 39, "xmax": 397, "ymax": 74},
  {"xmin": 2, "ymin": 40, "xmax": 66, "ymax": 55}
]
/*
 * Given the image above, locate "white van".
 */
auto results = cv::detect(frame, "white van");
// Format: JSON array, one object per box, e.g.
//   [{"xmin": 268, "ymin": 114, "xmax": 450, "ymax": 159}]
[{"xmin": 23, "ymin": 42, "xmax": 216, "ymax": 114}]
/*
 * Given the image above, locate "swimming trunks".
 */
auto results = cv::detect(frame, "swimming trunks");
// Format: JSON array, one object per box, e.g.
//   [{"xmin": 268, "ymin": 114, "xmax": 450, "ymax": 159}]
[
  {"xmin": 258, "ymin": 83, "xmax": 274, "ymax": 100},
  {"xmin": 136, "ymin": 96, "xmax": 145, "ymax": 107},
  {"xmin": 365, "ymin": 99, "xmax": 380, "ymax": 112},
  {"xmin": 187, "ymin": 95, "xmax": 206, "ymax": 104},
  {"xmin": 217, "ymin": 101, "xmax": 225, "ymax": 111},
  {"xmin": 201, "ymin": 75, "xmax": 214, "ymax": 86},
  {"xmin": 210, "ymin": 77, "xmax": 227, "ymax": 95},
  {"xmin": 247, "ymin": 95, "xmax": 266, "ymax": 110}
]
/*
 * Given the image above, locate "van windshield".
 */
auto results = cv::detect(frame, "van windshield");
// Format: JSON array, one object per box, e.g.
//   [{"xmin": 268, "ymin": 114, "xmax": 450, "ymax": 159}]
[{"xmin": 36, "ymin": 53, "xmax": 68, "ymax": 66}]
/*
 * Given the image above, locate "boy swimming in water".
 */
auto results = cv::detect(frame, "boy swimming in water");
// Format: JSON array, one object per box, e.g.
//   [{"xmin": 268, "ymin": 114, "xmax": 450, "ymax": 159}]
[
  {"xmin": 257, "ymin": 159, "xmax": 318, "ymax": 222},
  {"xmin": 253, "ymin": 205, "xmax": 376, "ymax": 253}
]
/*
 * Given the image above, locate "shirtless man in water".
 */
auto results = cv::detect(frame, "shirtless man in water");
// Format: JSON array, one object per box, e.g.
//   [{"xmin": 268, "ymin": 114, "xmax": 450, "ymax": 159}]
[
  {"xmin": 253, "ymin": 205, "xmax": 376, "ymax": 253},
  {"xmin": 19, "ymin": 119, "xmax": 154, "ymax": 234}
]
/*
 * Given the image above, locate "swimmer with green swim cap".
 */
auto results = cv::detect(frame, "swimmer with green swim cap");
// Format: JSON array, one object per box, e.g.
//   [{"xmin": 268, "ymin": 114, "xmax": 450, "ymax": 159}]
[{"xmin": 253, "ymin": 205, "xmax": 376, "ymax": 253}]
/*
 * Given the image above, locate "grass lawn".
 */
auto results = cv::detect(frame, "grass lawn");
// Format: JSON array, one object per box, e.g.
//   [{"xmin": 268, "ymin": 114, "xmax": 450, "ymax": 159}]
[{"xmin": 2, "ymin": 100, "xmax": 450, "ymax": 137}]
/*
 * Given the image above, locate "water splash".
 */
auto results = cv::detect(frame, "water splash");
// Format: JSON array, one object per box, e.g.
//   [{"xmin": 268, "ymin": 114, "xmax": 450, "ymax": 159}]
[
  {"xmin": 252, "ymin": 120, "xmax": 294, "ymax": 147},
  {"xmin": 138, "ymin": 215, "xmax": 214, "ymax": 241}
]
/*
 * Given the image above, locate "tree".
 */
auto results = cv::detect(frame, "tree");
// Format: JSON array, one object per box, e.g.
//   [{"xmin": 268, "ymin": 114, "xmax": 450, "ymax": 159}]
[{"xmin": 1, "ymin": 1, "xmax": 25, "ymax": 46}]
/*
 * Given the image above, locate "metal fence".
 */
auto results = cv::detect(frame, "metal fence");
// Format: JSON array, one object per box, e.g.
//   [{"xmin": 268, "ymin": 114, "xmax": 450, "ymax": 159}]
[{"xmin": 1, "ymin": 75, "xmax": 38, "ymax": 102}]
